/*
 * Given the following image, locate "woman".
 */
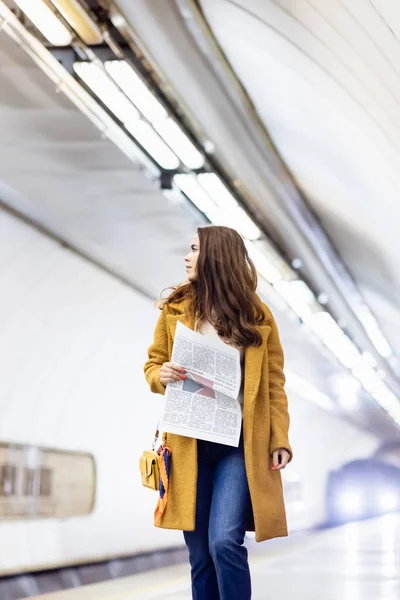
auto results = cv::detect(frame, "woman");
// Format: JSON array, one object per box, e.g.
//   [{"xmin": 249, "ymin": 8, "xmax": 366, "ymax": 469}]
[{"xmin": 144, "ymin": 225, "xmax": 292, "ymax": 600}]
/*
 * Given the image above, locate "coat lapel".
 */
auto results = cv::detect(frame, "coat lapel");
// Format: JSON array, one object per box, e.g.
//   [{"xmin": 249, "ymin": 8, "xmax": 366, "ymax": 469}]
[{"xmin": 166, "ymin": 310, "xmax": 194, "ymax": 341}]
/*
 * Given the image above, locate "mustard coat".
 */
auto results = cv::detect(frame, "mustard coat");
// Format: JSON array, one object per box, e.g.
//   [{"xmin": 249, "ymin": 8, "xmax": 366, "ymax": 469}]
[{"xmin": 144, "ymin": 298, "xmax": 292, "ymax": 542}]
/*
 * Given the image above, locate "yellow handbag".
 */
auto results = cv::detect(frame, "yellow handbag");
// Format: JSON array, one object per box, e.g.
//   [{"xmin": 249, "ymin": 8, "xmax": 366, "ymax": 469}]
[
  {"xmin": 139, "ymin": 428, "xmax": 167, "ymax": 491},
  {"xmin": 139, "ymin": 449, "xmax": 160, "ymax": 491}
]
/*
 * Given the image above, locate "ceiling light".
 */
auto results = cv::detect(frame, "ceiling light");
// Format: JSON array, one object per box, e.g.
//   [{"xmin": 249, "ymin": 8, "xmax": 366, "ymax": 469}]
[
  {"xmin": 292, "ymin": 258, "xmax": 303, "ymax": 269},
  {"xmin": 351, "ymin": 364, "xmax": 400, "ymax": 422},
  {"xmin": 198, "ymin": 173, "xmax": 238, "ymax": 211},
  {"xmin": 331, "ymin": 375, "xmax": 360, "ymax": 410},
  {"xmin": 126, "ymin": 121, "xmax": 180, "ymax": 170},
  {"xmin": 174, "ymin": 174, "xmax": 259, "ymax": 237},
  {"xmin": 198, "ymin": 174, "xmax": 261, "ymax": 240},
  {"xmin": 358, "ymin": 305, "xmax": 393, "ymax": 358},
  {"xmin": 105, "ymin": 61, "xmax": 204, "ymax": 169},
  {"xmin": 206, "ymin": 206, "xmax": 261, "ymax": 240},
  {"xmin": 154, "ymin": 118, "xmax": 204, "ymax": 169},
  {"xmin": 48, "ymin": 0, "xmax": 102, "ymax": 44},
  {"xmin": 307, "ymin": 312, "xmax": 362, "ymax": 369},
  {"xmin": 318, "ymin": 293, "xmax": 329, "ymax": 305},
  {"xmin": 14, "ymin": 0, "xmax": 73, "ymax": 46},
  {"xmin": 362, "ymin": 351, "xmax": 377, "ymax": 367},
  {"xmin": 105, "ymin": 60, "xmax": 167, "ymax": 123},
  {"xmin": 73, "ymin": 62, "xmax": 139, "ymax": 125},
  {"xmin": 174, "ymin": 174, "xmax": 218, "ymax": 215},
  {"xmin": 245, "ymin": 242, "xmax": 282, "ymax": 284},
  {"xmin": 230, "ymin": 207, "xmax": 261, "ymax": 240},
  {"xmin": 273, "ymin": 280, "xmax": 314, "ymax": 320}
]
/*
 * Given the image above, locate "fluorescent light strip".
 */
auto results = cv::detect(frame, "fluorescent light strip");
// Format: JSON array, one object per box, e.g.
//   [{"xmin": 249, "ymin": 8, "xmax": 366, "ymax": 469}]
[
  {"xmin": 306, "ymin": 312, "xmax": 362, "ymax": 370},
  {"xmin": 13, "ymin": 0, "xmax": 72, "ymax": 46},
  {"xmin": 48, "ymin": 0, "xmax": 102, "ymax": 45},
  {"xmin": 198, "ymin": 173, "xmax": 238, "ymax": 211},
  {"xmin": 126, "ymin": 121, "xmax": 180, "ymax": 170},
  {"xmin": 175, "ymin": 174, "xmax": 261, "ymax": 240},
  {"xmin": 197, "ymin": 173, "xmax": 261, "ymax": 240},
  {"xmin": 245, "ymin": 241, "xmax": 282, "ymax": 284},
  {"xmin": 105, "ymin": 60, "xmax": 167, "ymax": 123},
  {"xmin": 174, "ymin": 174, "xmax": 218, "ymax": 215},
  {"xmin": 105, "ymin": 61, "xmax": 204, "ymax": 169},
  {"xmin": 154, "ymin": 118, "xmax": 204, "ymax": 169},
  {"xmin": 74, "ymin": 61, "xmax": 180, "ymax": 170},
  {"xmin": 358, "ymin": 305, "xmax": 393, "ymax": 358},
  {"xmin": 233, "ymin": 207, "xmax": 261, "ymax": 241},
  {"xmin": 352, "ymin": 364, "xmax": 400, "ymax": 422},
  {"xmin": 73, "ymin": 62, "xmax": 139, "ymax": 125},
  {"xmin": 273, "ymin": 280, "xmax": 314, "ymax": 321}
]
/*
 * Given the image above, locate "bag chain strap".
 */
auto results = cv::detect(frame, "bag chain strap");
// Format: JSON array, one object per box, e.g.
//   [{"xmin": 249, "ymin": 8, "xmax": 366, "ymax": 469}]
[{"xmin": 152, "ymin": 424, "xmax": 167, "ymax": 451}]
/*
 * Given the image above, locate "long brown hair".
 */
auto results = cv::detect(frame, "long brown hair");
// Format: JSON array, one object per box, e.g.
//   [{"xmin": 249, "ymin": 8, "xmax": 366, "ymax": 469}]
[{"xmin": 161, "ymin": 226, "xmax": 265, "ymax": 347}]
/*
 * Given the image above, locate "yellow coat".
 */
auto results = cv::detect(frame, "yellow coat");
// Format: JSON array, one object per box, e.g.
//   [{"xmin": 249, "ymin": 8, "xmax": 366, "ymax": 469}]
[{"xmin": 144, "ymin": 298, "xmax": 292, "ymax": 542}]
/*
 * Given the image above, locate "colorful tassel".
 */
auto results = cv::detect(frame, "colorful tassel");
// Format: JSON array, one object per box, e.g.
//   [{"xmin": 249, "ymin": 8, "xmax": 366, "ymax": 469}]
[{"xmin": 154, "ymin": 444, "xmax": 171, "ymax": 525}]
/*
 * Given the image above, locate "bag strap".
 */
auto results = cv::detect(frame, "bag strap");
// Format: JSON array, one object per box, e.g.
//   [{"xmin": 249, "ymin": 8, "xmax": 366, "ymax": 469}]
[{"xmin": 152, "ymin": 424, "xmax": 167, "ymax": 451}]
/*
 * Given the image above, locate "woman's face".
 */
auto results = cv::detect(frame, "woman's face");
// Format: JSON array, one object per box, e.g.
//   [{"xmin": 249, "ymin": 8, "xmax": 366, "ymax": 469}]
[{"xmin": 185, "ymin": 234, "xmax": 200, "ymax": 282}]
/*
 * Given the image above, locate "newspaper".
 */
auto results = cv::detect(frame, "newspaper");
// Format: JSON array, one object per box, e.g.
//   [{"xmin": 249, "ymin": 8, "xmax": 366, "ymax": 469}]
[{"xmin": 160, "ymin": 322, "xmax": 242, "ymax": 447}]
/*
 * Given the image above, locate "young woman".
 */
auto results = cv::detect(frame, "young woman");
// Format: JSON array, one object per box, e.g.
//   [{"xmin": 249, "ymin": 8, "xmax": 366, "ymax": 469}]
[{"xmin": 144, "ymin": 225, "xmax": 292, "ymax": 600}]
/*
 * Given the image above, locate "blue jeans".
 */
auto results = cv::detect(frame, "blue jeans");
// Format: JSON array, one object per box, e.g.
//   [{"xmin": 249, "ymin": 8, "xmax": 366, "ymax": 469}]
[{"xmin": 183, "ymin": 436, "xmax": 252, "ymax": 600}]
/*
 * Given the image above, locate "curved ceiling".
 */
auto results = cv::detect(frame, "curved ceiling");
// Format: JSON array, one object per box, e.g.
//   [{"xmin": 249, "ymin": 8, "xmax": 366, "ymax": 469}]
[
  {"xmin": 0, "ymin": 32, "xmax": 202, "ymax": 300},
  {"xmin": 198, "ymin": 0, "xmax": 400, "ymax": 357},
  {"xmin": 0, "ymin": 0, "xmax": 399, "ymax": 438}
]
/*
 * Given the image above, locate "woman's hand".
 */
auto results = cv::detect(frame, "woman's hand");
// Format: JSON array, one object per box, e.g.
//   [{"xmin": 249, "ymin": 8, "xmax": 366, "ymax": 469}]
[
  {"xmin": 160, "ymin": 362, "xmax": 186, "ymax": 386},
  {"xmin": 270, "ymin": 449, "xmax": 290, "ymax": 471}
]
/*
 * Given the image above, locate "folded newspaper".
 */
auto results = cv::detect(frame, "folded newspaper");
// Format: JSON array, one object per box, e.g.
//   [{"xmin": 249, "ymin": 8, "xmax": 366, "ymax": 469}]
[{"xmin": 160, "ymin": 322, "xmax": 242, "ymax": 447}]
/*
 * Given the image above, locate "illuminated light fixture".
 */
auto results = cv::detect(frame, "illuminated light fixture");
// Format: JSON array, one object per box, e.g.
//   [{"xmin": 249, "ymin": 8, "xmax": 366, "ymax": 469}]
[
  {"xmin": 174, "ymin": 174, "xmax": 218, "ymax": 215},
  {"xmin": 362, "ymin": 351, "xmax": 377, "ymax": 367},
  {"xmin": 154, "ymin": 118, "xmax": 204, "ymax": 169},
  {"xmin": 273, "ymin": 280, "xmax": 314, "ymax": 321},
  {"xmin": 13, "ymin": 0, "xmax": 72, "ymax": 46},
  {"xmin": 331, "ymin": 375, "xmax": 360, "ymax": 410},
  {"xmin": 105, "ymin": 60, "xmax": 167, "ymax": 123},
  {"xmin": 105, "ymin": 61, "xmax": 204, "ymax": 169},
  {"xmin": 337, "ymin": 490, "xmax": 363, "ymax": 517},
  {"xmin": 198, "ymin": 174, "xmax": 261, "ymax": 240},
  {"xmin": 307, "ymin": 312, "xmax": 362, "ymax": 370},
  {"xmin": 292, "ymin": 258, "xmax": 303, "ymax": 269},
  {"xmin": 358, "ymin": 305, "xmax": 392, "ymax": 358},
  {"xmin": 351, "ymin": 364, "xmax": 400, "ymax": 423},
  {"xmin": 48, "ymin": 0, "xmax": 102, "ymax": 44},
  {"xmin": 73, "ymin": 62, "xmax": 139, "ymax": 124},
  {"xmin": 207, "ymin": 206, "xmax": 261, "ymax": 241},
  {"xmin": 318, "ymin": 293, "xmax": 329, "ymax": 305},
  {"xmin": 245, "ymin": 242, "xmax": 282, "ymax": 284},
  {"xmin": 198, "ymin": 173, "xmax": 238, "ymax": 211},
  {"xmin": 126, "ymin": 121, "xmax": 180, "ymax": 170},
  {"xmin": 231, "ymin": 207, "xmax": 261, "ymax": 241},
  {"xmin": 174, "ymin": 174, "xmax": 260, "ymax": 239}
]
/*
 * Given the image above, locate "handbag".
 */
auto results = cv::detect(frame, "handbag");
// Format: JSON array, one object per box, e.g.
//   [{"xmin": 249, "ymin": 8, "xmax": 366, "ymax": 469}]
[{"xmin": 139, "ymin": 427, "xmax": 167, "ymax": 491}]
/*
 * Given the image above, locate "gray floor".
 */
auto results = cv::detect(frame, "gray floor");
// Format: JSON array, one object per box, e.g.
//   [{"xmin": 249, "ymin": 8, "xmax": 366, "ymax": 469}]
[{"xmin": 33, "ymin": 514, "xmax": 400, "ymax": 600}]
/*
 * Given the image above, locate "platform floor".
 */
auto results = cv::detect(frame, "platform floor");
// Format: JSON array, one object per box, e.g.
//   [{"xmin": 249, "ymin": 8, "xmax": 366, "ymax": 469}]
[{"xmin": 33, "ymin": 514, "xmax": 400, "ymax": 600}]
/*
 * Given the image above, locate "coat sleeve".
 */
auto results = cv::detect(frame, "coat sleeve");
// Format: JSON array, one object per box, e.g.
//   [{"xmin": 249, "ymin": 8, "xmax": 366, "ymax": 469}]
[
  {"xmin": 266, "ymin": 310, "xmax": 293, "ymax": 462},
  {"xmin": 144, "ymin": 306, "xmax": 169, "ymax": 396}
]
